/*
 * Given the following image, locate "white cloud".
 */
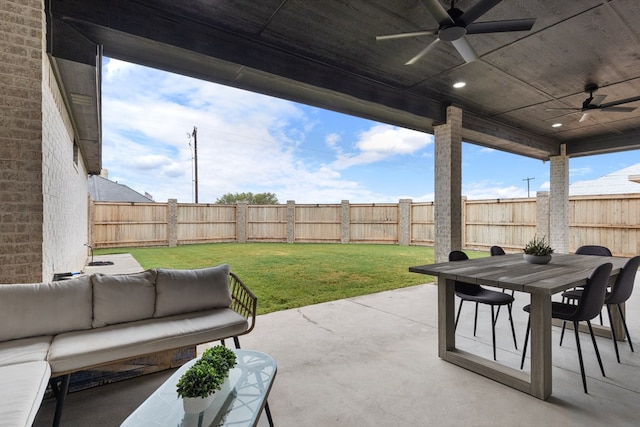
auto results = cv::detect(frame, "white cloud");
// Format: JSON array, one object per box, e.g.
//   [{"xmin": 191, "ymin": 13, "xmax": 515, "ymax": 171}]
[
  {"xmin": 100, "ymin": 59, "xmax": 408, "ymax": 204},
  {"xmin": 463, "ymin": 181, "xmax": 528, "ymax": 200},
  {"xmin": 331, "ymin": 125, "xmax": 433, "ymax": 169},
  {"xmin": 569, "ymin": 166, "xmax": 592, "ymax": 177}
]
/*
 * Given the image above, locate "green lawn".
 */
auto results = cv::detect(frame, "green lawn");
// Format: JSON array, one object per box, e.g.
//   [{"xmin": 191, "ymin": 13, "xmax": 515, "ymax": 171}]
[{"xmin": 95, "ymin": 243, "xmax": 485, "ymax": 315}]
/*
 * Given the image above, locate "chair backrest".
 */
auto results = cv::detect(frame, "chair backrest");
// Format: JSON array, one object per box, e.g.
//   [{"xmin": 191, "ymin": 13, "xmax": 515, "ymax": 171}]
[
  {"xmin": 449, "ymin": 250, "xmax": 469, "ymax": 262},
  {"xmin": 572, "ymin": 262, "xmax": 613, "ymax": 322},
  {"xmin": 490, "ymin": 246, "xmax": 506, "ymax": 256},
  {"xmin": 448, "ymin": 251, "xmax": 481, "ymax": 294},
  {"xmin": 606, "ymin": 256, "xmax": 640, "ymax": 305},
  {"xmin": 575, "ymin": 245, "xmax": 612, "ymax": 256}
]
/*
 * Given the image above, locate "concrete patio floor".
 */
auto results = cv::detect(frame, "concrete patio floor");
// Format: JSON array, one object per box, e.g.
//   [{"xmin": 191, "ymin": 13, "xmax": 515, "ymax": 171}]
[{"xmin": 34, "ymin": 254, "xmax": 640, "ymax": 426}]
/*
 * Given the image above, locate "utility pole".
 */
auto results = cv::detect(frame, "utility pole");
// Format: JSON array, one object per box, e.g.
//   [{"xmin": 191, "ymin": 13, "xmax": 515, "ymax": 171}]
[
  {"xmin": 192, "ymin": 126, "xmax": 199, "ymax": 203},
  {"xmin": 523, "ymin": 177, "xmax": 535, "ymax": 198}
]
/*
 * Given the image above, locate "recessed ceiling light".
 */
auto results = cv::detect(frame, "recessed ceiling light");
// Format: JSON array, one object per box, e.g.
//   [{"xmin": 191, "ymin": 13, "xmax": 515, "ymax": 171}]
[
  {"xmin": 551, "ymin": 123, "xmax": 562, "ymax": 128},
  {"xmin": 452, "ymin": 81, "xmax": 466, "ymax": 89}
]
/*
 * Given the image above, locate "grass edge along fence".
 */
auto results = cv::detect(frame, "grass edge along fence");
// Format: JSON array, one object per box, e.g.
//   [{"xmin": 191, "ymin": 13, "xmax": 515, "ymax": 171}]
[{"xmin": 91, "ymin": 193, "xmax": 640, "ymax": 257}]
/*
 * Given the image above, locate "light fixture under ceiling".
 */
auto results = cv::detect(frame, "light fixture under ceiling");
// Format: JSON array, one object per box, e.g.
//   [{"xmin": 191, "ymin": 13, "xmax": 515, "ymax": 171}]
[
  {"xmin": 551, "ymin": 123, "xmax": 562, "ymax": 128},
  {"xmin": 453, "ymin": 81, "xmax": 466, "ymax": 88}
]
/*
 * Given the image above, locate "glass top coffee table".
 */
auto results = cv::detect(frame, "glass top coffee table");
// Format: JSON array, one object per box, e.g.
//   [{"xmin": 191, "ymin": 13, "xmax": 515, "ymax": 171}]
[{"xmin": 121, "ymin": 349, "xmax": 276, "ymax": 427}]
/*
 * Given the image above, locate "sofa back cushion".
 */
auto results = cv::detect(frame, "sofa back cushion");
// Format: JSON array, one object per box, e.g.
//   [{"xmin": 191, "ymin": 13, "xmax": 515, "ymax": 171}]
[
  {"xmin": 154, "ymin": 264, "xmax": 232, "ymax": 317},
  {"xmin": 91, "ymin": 270, "xmax": 157, "ymax": 328},
  {"xmin": 0, "ymin": 276, "xmax": 93, "ymax": 341}
]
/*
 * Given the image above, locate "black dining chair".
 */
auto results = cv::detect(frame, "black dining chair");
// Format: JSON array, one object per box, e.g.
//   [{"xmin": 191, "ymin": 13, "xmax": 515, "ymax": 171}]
[
  {"xmin": 562, "ymin": 245, "xmax": 612, "ymax": 324},
  {"xmin": 449, "ymin": 250, "xmax": 518, "ymax": 361},
  {"xmin": 561, "ymin": 255, "xmax": 639, "ymax": 363},
  {"xmin": 490, "ymin": 245, "xmax": 506, "ymax": 256},
  {"xmin": 490, "ymin": 245, "xmax": 512, "ymax": 320},
  {"xmin": 575, "ymin": 245, "xmax": 612, "ymax": 256},
  {"xmin": 520, "ymin": 262, "xmax": 612, "ymax": 393}
]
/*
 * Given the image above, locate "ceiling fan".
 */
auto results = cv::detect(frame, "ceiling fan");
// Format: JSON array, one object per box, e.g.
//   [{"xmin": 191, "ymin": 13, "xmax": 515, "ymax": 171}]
[
  {"xmin": 376, "ymin": 0, "xmax": 536, "ymax": 65},
  {"xmin": 546, "ymin": 83, "xmax": 640, "ymax": 123}
]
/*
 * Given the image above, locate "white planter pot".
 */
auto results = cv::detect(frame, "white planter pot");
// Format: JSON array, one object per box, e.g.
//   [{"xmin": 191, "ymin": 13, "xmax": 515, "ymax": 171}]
[
  {"xmin": 523, "ymin": 254, "xmax": 552, "ymax": 264},
  {"xmin": 182, "ymin": 394, "xmax": 216, "ymax": 414},
  {"xmin": 181, "ymin": 376, "xmax": 232, "ymax": 414}
]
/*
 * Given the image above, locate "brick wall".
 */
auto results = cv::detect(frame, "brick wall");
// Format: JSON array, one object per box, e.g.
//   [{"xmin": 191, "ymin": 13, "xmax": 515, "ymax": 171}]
[
  {"xmin": 0, "ymin": 0, "xmax": 44, "ymax": 283},
  {"xmin": 0, "ymin": 0, "xmax": 89, "ymax": 283}
]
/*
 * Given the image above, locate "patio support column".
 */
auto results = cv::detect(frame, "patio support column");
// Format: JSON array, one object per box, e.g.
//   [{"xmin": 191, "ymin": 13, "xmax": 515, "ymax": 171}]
[
  {"xmin": 434, "ymin": 106, "xmax": 463, "ymax": 263},
  {"xmin": 549, "ymin": 144, "xmax": 569, "ymax": 253}
]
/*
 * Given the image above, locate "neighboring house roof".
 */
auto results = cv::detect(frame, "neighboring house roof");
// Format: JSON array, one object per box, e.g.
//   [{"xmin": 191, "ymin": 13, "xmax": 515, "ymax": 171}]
[
  {"xmin": 570, "ymin": 163, "xmax": 640, "ymax": 196},
  {"xmin": 88, "ymin": 175, "xmax": 154, "ymax": 202}
]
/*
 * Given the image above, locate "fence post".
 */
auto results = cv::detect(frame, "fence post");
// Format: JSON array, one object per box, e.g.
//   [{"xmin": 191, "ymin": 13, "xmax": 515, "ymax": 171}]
[
  {"xmin": 341, "ymin": 200, "xmax": 350, "ymax": 244},
  {"xmin": 286, "ymin": 201, "xmax": 295, "ymax": 243},
  {"xmin": 399, "ymin": 199, "xmax": 412, "ymax": 246},
  {"xmin": 168, "ymin": 199, "xmax": 178, "ymax": 247},
  {"xmin": 237, "ymin": 202, "xmax": 247, "ymax": 243}
]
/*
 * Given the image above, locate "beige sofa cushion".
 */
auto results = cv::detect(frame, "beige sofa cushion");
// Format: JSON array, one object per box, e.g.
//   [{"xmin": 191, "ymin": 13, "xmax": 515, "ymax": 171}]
[
  {"xmin": 0, "ymin": 276, "xmax": 92, "ymax": 342},
  {"xmin": 0, "ymin": 336, "xmax": 52, "ymax": 367},
  {"xmin": 154, "ymin": 264, "xmax": 232, "ymax": 317},
  {"xmin": 48, "ymin": 308, "xmax": 248, "ymax": 374},
  {"xmin": 91, "ymin": 270, "xmax": 157, "ymax": 327},
  {"xmin": 0, "ymin": 361, "xmax": 50, "ymax": 427}
]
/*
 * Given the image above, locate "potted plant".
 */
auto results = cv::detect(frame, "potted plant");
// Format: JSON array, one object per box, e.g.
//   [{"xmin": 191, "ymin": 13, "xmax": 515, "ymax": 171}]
[
  {"xmin": 176, "ymin": 345, "xmax": 237, "ymax": 413},
  {"xmin": 523, "ymin": 235, "xmax": 554, "ymax": 264}
]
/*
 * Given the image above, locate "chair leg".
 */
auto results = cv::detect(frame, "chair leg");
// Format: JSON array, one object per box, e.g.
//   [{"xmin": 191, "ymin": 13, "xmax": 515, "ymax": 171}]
[
  {"xmin": 617, "ymin": 304, "xmax": 634, "ymax": 353},
  {"xmin": 507, "ymin": 303, "xmax": 518, "ymax": 349},
  {"xmin": 455, "ymin": 299, "xmax": 464, "ymax": 331},
  {"xmin": 587, "ymin": 321, "xmax": 605, "ymax": 377},
  {"xmin": 560, "ymin": 321, "xmax": 567, "ymax": 346},
  {"xmin": 573, "ymin": 321, "xmax": 588, "ymax": 393},
  {"xmin": 51, "ymin": 374, "xmax": 71, "ymax": 427},
  {"xmin": 520, "ymin": 316, "xmax": 530, "ymax": 370},
  {"xmin": 473, "ymin": 302, "xmax": 479, "ymax": 336},
  {"xmin": 491, "ymin": 305, "xmax": 497, "ymax": 361},
  {"xmin": 606, "ymin": 304, "xmax": 621, "ymax": 363},
  {"xmin": 233, "ymin": 336, "xmax": 241, "ymax": 349}
]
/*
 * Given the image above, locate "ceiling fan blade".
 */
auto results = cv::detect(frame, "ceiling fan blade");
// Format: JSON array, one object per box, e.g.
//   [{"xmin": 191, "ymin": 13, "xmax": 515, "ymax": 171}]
[
  {"xmin": 376, "ymin": 30, "xmax": 437, "ymax": 41},
  {"xmin": 589, "ymin": 94, "xmax": 607, "ymax": 107},
  {"xmin": 419, "ymin": 0, "xmax": 454, "ymax": 25},
  {"xmin": 451, "ymin": 37, "xmax": 478, "ymax": 63},
  {"xmin": 579, "ymin": 112, "xmax": 591, "ymax": 123},
  {"xmin": 545, "ymin": 107, "xmax": 581, "ymax": 111},
  {"xmin": 405, "ymin": 38, "xmax": 440, "ymax": 65},
  {"xmin": 466, "ymin": 19, "xmax": 536, "ymax": 34},
  {"xmin": 599, "ymin": 106, "xmax": 636, "ymax": 112},
  {"xmin": 598, "ymin": 95, "xmax": 640, "ymax": 109},
  {"xmin": 459, "ymin": 0, "xmax": 502, "ymax": 26}
]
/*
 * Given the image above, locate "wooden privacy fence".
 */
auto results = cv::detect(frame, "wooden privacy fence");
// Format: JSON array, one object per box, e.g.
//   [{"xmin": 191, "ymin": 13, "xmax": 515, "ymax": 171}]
[{"xmin": 90, "ymin": 193, "xmax": 640, "ymax": 256}]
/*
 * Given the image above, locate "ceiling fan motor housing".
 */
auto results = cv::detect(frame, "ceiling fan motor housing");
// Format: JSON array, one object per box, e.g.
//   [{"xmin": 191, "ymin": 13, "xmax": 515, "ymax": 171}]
[{"xmin": 439, "ymin": 7, "xmax": 467, "ymax": 41}]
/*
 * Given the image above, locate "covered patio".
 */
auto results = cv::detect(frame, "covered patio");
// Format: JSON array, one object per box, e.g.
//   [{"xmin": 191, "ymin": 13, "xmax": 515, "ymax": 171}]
[{"xmin": 34, "ymin": 255, "xmax": 640, "ymax": 426}]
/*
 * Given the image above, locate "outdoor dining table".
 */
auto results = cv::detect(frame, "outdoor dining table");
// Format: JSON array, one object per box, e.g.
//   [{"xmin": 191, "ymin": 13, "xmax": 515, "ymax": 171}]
[{"xmin": 409, "ymin": 252, "xmax": 629, "ymax": 400}]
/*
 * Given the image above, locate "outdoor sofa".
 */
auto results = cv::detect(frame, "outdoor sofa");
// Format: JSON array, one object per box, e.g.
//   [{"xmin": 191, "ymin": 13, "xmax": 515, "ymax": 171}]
[{"xmin": 0, "ymin": 263, "xmax": 256, "ymax": 426}]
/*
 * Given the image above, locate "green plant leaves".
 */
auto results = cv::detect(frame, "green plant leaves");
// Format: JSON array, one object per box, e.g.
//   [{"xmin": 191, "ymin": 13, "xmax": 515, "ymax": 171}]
[{"xmin": 176, "ymin": 345, "xmax": 237, "ymax": 398}]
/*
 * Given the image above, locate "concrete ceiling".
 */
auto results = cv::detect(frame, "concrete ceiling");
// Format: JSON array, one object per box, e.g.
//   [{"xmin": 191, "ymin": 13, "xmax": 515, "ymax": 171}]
[{"xmin": 46, "ymin": 0, "xmax": 640, "ymax": 174}]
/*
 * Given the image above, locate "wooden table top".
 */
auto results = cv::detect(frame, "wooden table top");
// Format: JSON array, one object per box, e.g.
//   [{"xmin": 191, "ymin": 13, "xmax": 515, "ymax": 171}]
[{"xmin": 410, "ymin": 253, "xmax": 629, "ymax": 295}]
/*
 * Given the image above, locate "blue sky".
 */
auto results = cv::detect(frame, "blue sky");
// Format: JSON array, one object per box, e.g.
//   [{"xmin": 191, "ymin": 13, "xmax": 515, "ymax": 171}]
[{"xmin": 101, "ymin": 58, "xmax": 640, "ymax": 204}]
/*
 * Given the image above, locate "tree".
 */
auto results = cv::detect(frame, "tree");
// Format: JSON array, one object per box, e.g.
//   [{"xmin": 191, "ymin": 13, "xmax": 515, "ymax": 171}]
[{"xmin": 215, "ymin": 192, "xmax": 279, "ymax": 205}]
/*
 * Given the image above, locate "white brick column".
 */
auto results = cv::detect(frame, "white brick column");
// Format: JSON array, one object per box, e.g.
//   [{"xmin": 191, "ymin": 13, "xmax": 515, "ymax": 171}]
[
  {"xmin": 434, "ymin": 106, "xmax": 463, "ymax": 263},
  {"xmin": 549, "ymin": 144, "xmax": 569, "ymax": 253}
]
